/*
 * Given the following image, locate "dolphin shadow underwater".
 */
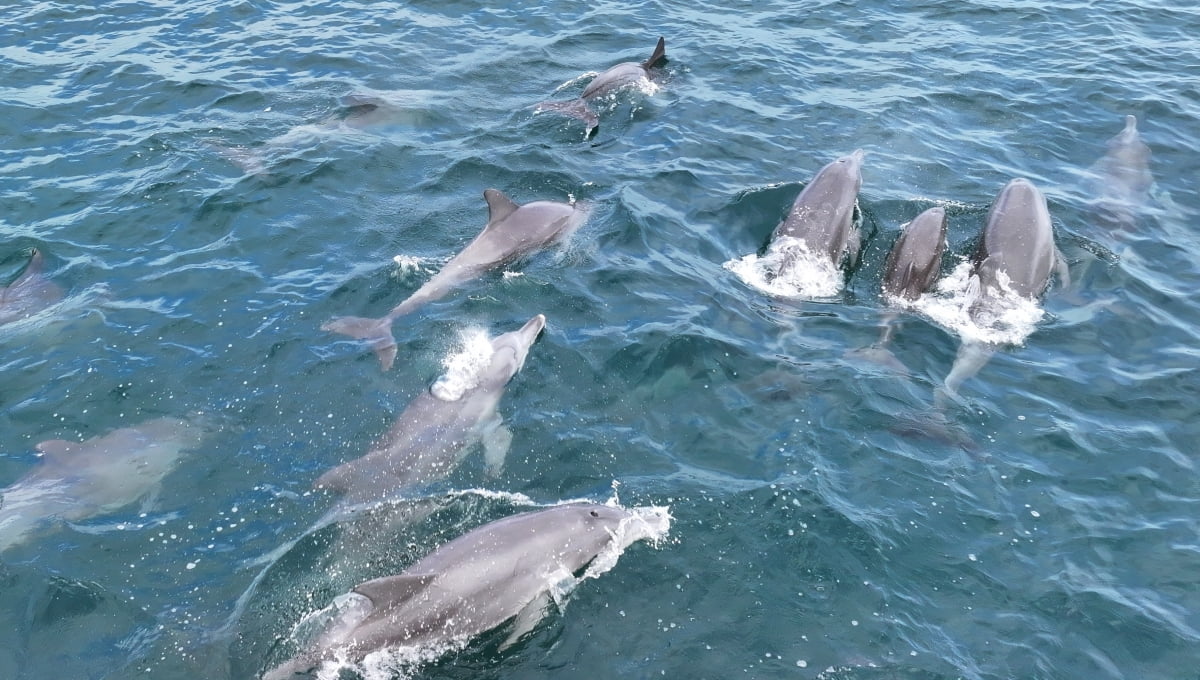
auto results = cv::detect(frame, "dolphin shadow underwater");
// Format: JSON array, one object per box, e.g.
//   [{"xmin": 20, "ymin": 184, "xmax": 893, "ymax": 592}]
[
  {"xmin": 535, "ymin": 36, "xmax": 667, "ymax": 138},
  {"xmin": 324, "ymin": 190, "xmax": 587, "ymax": 370}
]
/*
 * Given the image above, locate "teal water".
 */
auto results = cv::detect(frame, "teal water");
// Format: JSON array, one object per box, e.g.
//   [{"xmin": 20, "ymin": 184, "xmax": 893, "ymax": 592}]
[{"xmin": 2, "ymin": 1, "xmax": 1198, "ymax": 678}]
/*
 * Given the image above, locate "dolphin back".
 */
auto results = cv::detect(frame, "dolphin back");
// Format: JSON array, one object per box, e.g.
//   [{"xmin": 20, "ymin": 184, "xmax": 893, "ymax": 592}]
[
  {"xmin": 771, "ymin": 150, "xmax": 866, "ymax": 266},
  {"xmin": 974, "ymin": 178, "xmax": 1057, "ymax": 299},
  {"xmin": 882, "ymin": 207, "xmax": 947, "ymax": 301}
]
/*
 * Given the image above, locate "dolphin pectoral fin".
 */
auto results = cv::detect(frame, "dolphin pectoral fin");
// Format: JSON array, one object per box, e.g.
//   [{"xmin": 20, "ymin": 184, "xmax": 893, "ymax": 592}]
[
  {"xmin": 1054, "ymin": 249, "xmax": 1072, "ymax": 289},
  {"xmin": 643, "ymin": 36, "xmax": 667, "ymax": 69},
  {"xmin": 321, "ymin": 315, "xmax": 398, "ymax": 371},
  {"xmin": 481, "ymin": 420, "xmax": 513, "ymax": 477},
  {"xmin": 483, "ymin": 189, "xmax": 521, "ymax": 225},
  {"xmin": 501, "ymin": 591, "xmax": 552, "ymax": 651},
  {"xmin": 353, "ymin": 573, "xmax": 436, "ymax": 607},
  {"xmin": 535, "ymin": 99, "xmax": 599, "ymax": 136}
]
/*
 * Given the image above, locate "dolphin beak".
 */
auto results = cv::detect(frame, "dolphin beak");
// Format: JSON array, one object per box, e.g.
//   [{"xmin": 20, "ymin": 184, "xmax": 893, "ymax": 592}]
[
  {"xmin": 517, "ymin": 314, "xmax": 547, "ymax": 345},
  {"xmin": 848, "ymin": 148, "xmax": 866, "ymax": 166}
]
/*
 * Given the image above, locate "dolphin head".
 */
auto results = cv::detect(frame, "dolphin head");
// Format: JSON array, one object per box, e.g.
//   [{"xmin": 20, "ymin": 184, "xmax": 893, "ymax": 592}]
[
  {"xmin": 836, "ymin": 149, "xmax": 866, "ymax": 187},
  {"xmin": 486, "ymin": 313, "xmax": 546, "ymax": 381}
]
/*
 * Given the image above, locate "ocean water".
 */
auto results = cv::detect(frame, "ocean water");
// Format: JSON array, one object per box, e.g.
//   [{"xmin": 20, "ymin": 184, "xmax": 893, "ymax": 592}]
[{"xmin": 1, "ymin": 0, "xmax": 1198, "ymax": 678}]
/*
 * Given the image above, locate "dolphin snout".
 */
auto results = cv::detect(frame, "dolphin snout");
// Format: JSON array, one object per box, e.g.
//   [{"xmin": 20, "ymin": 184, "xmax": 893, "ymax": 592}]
[{"xmin": 518, "ymin": 314, "xmax": 547, "ymax": 343}]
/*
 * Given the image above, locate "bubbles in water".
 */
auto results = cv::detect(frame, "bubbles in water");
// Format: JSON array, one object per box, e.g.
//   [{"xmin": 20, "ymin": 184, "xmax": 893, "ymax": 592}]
[
  {"xmin": 430, "ymin": 327, "xmax": 495, "ymax": 401},
  {"xmin": 723, "ymin": 238, "xmax": 843, "ymax": 300}
]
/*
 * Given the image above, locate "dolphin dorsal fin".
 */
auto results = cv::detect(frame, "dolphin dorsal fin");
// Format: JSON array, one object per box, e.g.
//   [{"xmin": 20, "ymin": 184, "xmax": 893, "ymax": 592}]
[
  {"xmin": 354, "ymin": 573, "xmax": 436, "ymax": 606},
  {"xmin": 483, "ymin": 189, "xmax": 521, "ymax": 225},
  {"xmin": 8, "ymin": 248, "xmax": 45, "ymax": 291},
  {"xmin": 36, "ymin": 439, "xmax": 77, "ymax": 462},
  {"xmin": 643, "ymin": 37, "xmax": 666, "ymax": 69}
]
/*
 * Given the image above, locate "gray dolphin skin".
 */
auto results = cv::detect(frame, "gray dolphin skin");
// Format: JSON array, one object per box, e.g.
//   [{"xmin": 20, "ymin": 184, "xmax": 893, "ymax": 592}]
[
  {"xmin": 323, "ymin": 189, "xmax": 586, "ymax": 370},
  {"xmin": 882, "ymin": 207, "xmax": 947, "ymax": 302},
  {"xmin": 535, "ymin": 36, "xmax": 666, "ymax": 136},
  {"xmin": 315, "ymin": 314, "xmax": 546, "ymax": 503},
  {"xmin": 0, "ymin": 248, "xmax": 64, "ymax": 327},
  {"xmin": 1090, "ymin": 114, "xmax": 1152, "ymax": 233},
  {"xmin": 0, "ymin": 416, "xmax": 207, "ymax": 553},
  {"xmin": 261, "ymin": 502, "xmax": 669, "ymax": 680},
  {"xmin": 769, "ymin": 149, "xmax": 866, "ymax": 268},
  {"xmin": 942, "ymin": 178, "xmax": 1068, "ymax": 398}
]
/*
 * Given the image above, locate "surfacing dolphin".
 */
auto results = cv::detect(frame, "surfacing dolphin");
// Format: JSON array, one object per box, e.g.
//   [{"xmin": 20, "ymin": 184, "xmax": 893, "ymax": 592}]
[
  {"xmin": 323, "ymin": 190, "xmax": 587, "ymax": 370},
  {"xmin": 0, "ymin": 416, "xmax": 208, "ymax": 553},
  {"xmin": 261, "ymin": 501, "xmax": 671, "ymax": 680},
  {"xmin": 940, "ymin": 178, "xmax": 1069, "ymax": 400},
  {"xmin": 850, "ymin": 206, "xmax": 947, "ymax": 372},
  {"xmin": 770, "ymin": 149, "xmax": 866, "ymax": 270},
  {"xmin": 535, "ymin": 37, "xmax": 667, "ymax": 136},
  {"xmin": 315, "ymin": 314, "xmax": 546, "ymax": 504},
  {"xmin": 1089, "ymin": 114, "xmax": 1152, "ymax": 235},
  {"xmin": 1, "ymin": 248, "xmax": 64, "ymax": 327}
]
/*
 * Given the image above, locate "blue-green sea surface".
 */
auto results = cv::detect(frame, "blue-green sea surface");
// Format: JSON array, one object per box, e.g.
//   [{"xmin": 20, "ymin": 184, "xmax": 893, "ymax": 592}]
[{"xmin": 1, "ymin": 1, "xmax": 1198, "ymax": 679}]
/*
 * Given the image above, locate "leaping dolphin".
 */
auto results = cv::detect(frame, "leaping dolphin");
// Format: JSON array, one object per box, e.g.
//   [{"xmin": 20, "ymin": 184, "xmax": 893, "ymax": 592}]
[
  {"xmin": 315, "ymin": 314, "xmax": 546, "ymax": 504},
  {"xmin": 1, "ymin": 248, "xmax": 64, "ymax": 327},
  {"xmin": 770, "ymin": 149, "xmax": 866, "ymax": 270},
  {"xmin": 260, "ymin": 502, "xmax": 671, "ymax": 680},
  {"xmin": 1089, "ymin": 114, "xmax": 1152, "ymax": 235},
  {"xmin": 323, "ymin": 190, "xmax": 587, "ymax": 370},
  {"xmin": 941, "ymin": 178, "xmax": 1069, "ymax": 399},
  {"xmin": 535, "ymin": 37, "xmax": 667, "ymax": 136}
]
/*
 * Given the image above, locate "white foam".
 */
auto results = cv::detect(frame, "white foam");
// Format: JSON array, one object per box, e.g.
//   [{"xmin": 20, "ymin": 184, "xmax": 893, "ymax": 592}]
[
  {"xmin": 723, "ymin": 237, "xmax": 843, "ymax": 300},
  {"xmin": 429, "ymin": 327, "xmax": 494, "ymax": 401},
  {"xmin": 391, "ymin": 254, "xmax": 427, "ymax": 273},
  {"xmin": 902, "ymin": 258, "xmax": 1046, "ymax": 346}
]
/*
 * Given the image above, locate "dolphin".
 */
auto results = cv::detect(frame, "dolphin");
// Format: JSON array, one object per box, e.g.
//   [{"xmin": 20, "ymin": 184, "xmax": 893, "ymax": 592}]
[
  {"xmin": 315, "ymin": 314, "xmax": 546, "ymax": 504},
  {"xmin": 535, "ymin": 37, "xmax": 667, "ymax": 136},
  {"xmin": 323, "ymin": 190, "xmax": 586, "ymax": 370},
  {"xmin": 1089, "ymin": 114, "xmax": 1152, "ymax": 234},
  {"xmin": 768, "ymin": 149, "xmax": 866, "ymax": 270},
  {"xmin": 261, "ymin": 501, "xmax": 671, "ymax": 680},
  {"xmin": 1, "ymin": 248, "xmax": 64, "ymax": 327},
  {"xmin": 849, "ymin": 206, "xmax": 947, "ymax": 371},
  {"xmin": 0, "ymin": 416, "xmax": 208, "ymax": 553},
  {"xmin": 941, "ymin": 178, "xmax": 1069, "ymax": 398}
]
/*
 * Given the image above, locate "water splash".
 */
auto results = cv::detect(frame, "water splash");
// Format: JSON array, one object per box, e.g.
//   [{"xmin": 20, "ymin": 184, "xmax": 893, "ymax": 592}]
[
  {"xmin": 723, "ymin": 237, "xmax": 843, "ymax": 300},
  {"xmin": 429, "ymin": 327, "xmax": 494, "ymax": 402},
  {"xmin": 902, "ymin": 259, "xmax": 1045, "ymax": 346}
]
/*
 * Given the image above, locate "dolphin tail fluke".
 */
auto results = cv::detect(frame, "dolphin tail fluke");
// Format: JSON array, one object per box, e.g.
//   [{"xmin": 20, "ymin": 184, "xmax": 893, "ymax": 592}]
[
  {"xmin": 322, "ymin": 315, "xmax": 398, "ymax": 370},
  {"xmin": 644, "ymin": 36, "xmax": 667, "ymax": 69},
  {"xmin": 535, "ymin": 99, "xmax": 599, "ymax": 136}
]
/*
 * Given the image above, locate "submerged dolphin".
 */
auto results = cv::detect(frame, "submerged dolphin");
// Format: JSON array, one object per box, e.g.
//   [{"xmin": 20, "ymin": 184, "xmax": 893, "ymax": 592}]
[
  {"xmin": 315, "ymin": 314, "xmax": 546, "ymax": 504},
  {"xmin": 1089, "ymin": 114, "xmax": 1152, "ymax": 234},
  {"xmin": 323, "ymin": 190, "xmax": 586, "ymax": 370},
  {"xmin": 941, "ymin": 178, "xmax": 1069, "ymax": 398},
  {"xmin": 769, "ymin": 149, "xmax": 866, "ymax": 269},
  {"xmin": 261, "ymin": 502, "xmax": 671, "ymax": 680},
  {"xmin": 0, "ymin": 416, "xmax": 208, "ymax": 553},
  {"xmin": 1, "ymin": 248, "xmax": 64, "ymax": 327},
  {"xmin": 535, "ymin": 37, "xmax": 667, "ymax": 136}
]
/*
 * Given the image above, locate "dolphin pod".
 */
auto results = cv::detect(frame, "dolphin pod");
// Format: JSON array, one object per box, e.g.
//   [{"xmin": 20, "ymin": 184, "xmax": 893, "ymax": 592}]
[
  {"xmin": 536, "ymin": 36, "xmax": 667, "ymax": 136},
  {"xmin": 323, "ymin": 189, "xmax": 587, "ymax": 370},
  {"xmin": 315, "ymin": 314, "xmax": 547, "ymax": 504},
  {"xmin": 261, "ymin": 502, "xmax": 670, "ymax": 680}
]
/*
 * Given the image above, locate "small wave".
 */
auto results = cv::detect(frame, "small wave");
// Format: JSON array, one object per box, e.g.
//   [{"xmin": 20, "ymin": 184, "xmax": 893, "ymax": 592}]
[
  {"xmin": 723, "ymin": 237, "xmax": 843, "ymax": 300},
  {"xmin": 902, "ymin": 259, "xmax": 1045, "ymax": 346},
  {"xmin": 429, "ymin": 327, "xmax": 496, "ymax": 402}
]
